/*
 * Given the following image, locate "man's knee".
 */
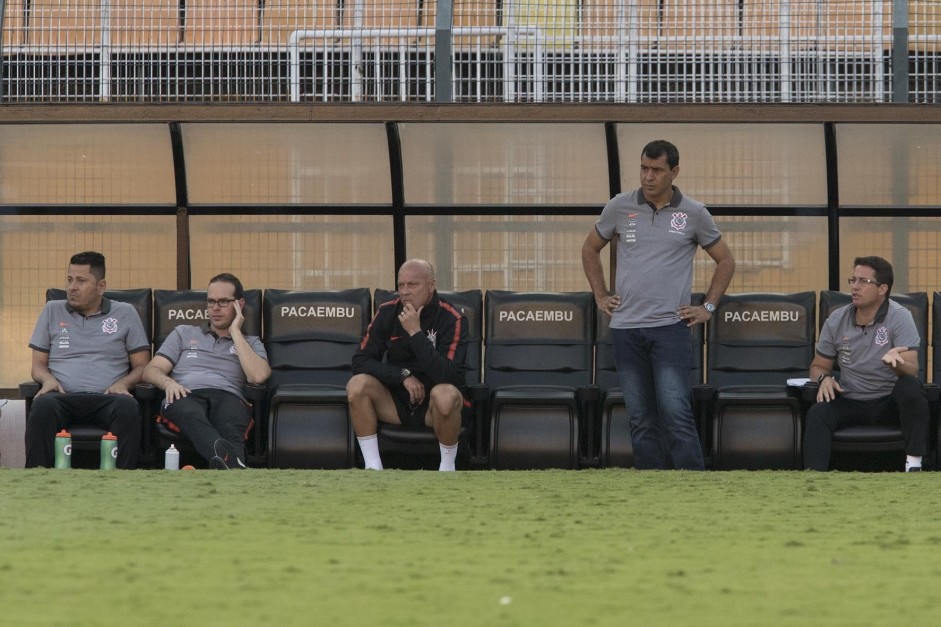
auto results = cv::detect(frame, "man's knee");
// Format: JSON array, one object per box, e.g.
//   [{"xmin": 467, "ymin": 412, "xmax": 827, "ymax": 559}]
[
  {"xmin": 893, "ymin": 374, "xmax": 925, "ymax": 400},
  {"xmin": 28, "ymin": 394, "xmax": 60, "ymax": 421},
  {"xmin": 347, "ymin": 374, "xmax": 381, "ymax": 402},
  {"xmin": 110, "ymin": 395, "xmax": 141, "ymax": 419},
  {"xmin": 429, "ymin": 384, "xmax": 462, "ymax": 416}
]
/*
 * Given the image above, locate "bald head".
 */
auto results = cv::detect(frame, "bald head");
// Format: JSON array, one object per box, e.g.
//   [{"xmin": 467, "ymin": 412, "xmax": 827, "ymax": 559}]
[{"xmin": 397, "ymin": 259, "xmax": 437, "ymax": 308}]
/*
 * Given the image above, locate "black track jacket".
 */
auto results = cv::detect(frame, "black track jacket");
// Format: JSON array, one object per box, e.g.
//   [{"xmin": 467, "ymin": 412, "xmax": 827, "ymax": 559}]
[{"xmin": 352, "ymin": 291, "xmax": 468, "ymax": 395}]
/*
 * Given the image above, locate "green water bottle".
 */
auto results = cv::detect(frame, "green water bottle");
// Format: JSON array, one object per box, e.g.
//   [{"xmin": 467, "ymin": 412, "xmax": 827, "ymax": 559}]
[
  {"xmin": 54, "ymin": 429, "xmax": 72, "ymax": 469},
  {"xmin": 100, "ymin": 432, "xmax": 118, "ymax": 470}
]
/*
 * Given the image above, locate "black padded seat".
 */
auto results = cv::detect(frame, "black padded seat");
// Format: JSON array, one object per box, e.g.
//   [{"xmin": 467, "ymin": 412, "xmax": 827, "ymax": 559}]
[
  {"xmin": 484, "ymin": 291, "xmax": 594, "ymax": 470},
  {"xmin": 707, "ymin": 292, "xmax": 816, "ymax": 470},
  {"xmin": 489, "ymin": 385, "xmax": 581, "ymax": 469},
  {"xmin": 832, "ymin": 425, "xmax": 904, "ymax": 449},
  {"xmin": 266, "ymin": 383, "xmax": 353, "ymax": 469},
  {"xmin": 264, "ymin": 288, "xmax": 371, "ymax": 469},
  {"xmin": 711, "ymin": 385, "xmax": 802, "ymax": 470}
]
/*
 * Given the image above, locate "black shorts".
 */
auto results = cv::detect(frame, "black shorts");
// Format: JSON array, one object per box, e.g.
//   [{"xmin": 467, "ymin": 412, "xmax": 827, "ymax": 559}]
[{"xmin": 392, "ymin": 387, "xmax": 430, "ymax": 429}]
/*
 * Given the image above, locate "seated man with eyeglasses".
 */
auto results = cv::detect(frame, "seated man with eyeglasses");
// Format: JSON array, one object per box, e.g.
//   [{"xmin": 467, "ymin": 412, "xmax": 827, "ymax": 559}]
[
  {"xmin": 803, "ymin": 256, "xmax": 928, "ymax": 472},
  {"xmin": 143, "ymin": 273, "xmax": 271, "ymax": 469}
]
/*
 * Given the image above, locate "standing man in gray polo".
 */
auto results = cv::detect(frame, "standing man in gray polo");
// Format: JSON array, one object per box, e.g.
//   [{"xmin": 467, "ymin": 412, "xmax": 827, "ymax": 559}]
[
  {"xmin": 25, "ymin": 251, "xmax": 151, "ymax": 469},
  {"xmin": 582, "ymin": 140, "xmax": 736, "ymax": 470},
  {"xmin": 143, "ymin": 273, "xmax": 270, "ymax": 469},
  {"xmin": 804, "ymin": 256, "xmax": 928, "ymax": 472}
]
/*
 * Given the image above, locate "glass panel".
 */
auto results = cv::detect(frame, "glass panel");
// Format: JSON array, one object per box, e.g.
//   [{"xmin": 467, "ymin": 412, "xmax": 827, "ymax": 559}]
[
  {"xmin": 400, "ymin": 123, "xmax": 609, "ymax": 205},
  {"xmin": 189, "ymin": 214, "xmax": 394, "ymax": 291},
  {"xmin": 616, "ymin": 124, "xmax": 827, "ymax": 206},
  {"xmin": 0, "ymin": 124, "xmax": 174, "ymax": 205},
  {"xmin": 0, "ymin": 215, "xmax": 176, "ymax": 388},
  {"xmin": 839, "ymin": 216, "xmax": 941, "ymax": 293},
  {"xmin": 837, "ymin": 124, "xmax": 941, "ymax": 207},
  {"xmin": 708, "ymin": 216, "xmax": 828, "ymax": 295},
  {"xmin": 183, "ymin": 123, "xmax": 392, "ymax": 205},
  {"xmin": 405, "ymin": 215, "xmax": 606, "ymax": 292}
]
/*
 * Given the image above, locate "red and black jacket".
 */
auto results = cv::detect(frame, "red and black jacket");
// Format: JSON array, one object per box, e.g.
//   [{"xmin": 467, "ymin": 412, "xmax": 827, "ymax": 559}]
[{"xmin": 352, "ymin": 291, "xmax": 468, "ymax": 394}]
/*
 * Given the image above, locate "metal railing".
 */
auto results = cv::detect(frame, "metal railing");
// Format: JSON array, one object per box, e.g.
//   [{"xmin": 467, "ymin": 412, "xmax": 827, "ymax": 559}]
[{"xmin": 0, "ymin": 0, "xmax": 938, "ymax": 103}]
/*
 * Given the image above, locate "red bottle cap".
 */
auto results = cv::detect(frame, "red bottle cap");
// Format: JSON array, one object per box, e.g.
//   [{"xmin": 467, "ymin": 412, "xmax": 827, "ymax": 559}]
[
  {"xmin": 56, "ymin": 429, "xmax": 71, "ymax": 437},
  {"xmin": 102, "ymin": 432, "xmax": 117, "ymax": 441}
]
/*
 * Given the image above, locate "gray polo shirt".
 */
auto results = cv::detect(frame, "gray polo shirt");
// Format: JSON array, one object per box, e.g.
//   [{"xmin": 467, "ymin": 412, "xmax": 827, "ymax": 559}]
[
  {"xmin": 817, "ymin": 299, "xmax": 920, "ymax": 400},
  {"xmin": 28, "ymin": 298, "xmax": 150, "ymax": 393},
  {"xmin": 595, "ymin": 186, "xmax": 722, "ymax": 329},
  {"xmin": 156, "ymin": 324, "xmax": 267, "ymax": 402}
]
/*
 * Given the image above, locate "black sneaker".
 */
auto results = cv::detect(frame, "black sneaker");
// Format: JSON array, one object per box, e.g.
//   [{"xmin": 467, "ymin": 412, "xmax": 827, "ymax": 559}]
[
  {"xmin": 212, "ymin": 438, "xmax": 246, "ymax": 470},
  {"xmin": 906, "ymin": 466, "xmax": 922, "ymax": 472},
  {"xmin": 209, "ymin": 455, "xmax": 229, "ymax": 470}
]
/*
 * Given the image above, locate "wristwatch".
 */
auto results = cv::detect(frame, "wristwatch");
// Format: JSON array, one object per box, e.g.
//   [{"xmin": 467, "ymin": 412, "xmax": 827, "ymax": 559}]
[
  {"xmin": 817, "ymin": 372, "xmax": 832, "ymax": 384},
  {"xmin": 704, "ymin": 302, "xmax": 716, "ymax": 313},
  {"xmin": 400, "ymin": 368, "xmax": 412, "ymax": 382}
]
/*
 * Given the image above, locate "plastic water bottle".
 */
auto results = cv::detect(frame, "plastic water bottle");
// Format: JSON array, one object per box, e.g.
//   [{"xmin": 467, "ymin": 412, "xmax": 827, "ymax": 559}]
[
  {"xmin": 164, "ymin": 444, "xmax": 180, "ymax": 470},
  {"xmin": 54, "ymin": 429, "xmax": 72, "ymax": 469},
  {"xmin": 100, "ymin": 432, "xmax": 118, "ymax": 470}
]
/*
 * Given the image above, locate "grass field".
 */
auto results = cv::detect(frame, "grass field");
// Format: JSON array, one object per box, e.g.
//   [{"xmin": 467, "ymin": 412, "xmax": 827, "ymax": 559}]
[{"xmin": 1, "ymin": 468, "xmax": 939, "ymax": 626}]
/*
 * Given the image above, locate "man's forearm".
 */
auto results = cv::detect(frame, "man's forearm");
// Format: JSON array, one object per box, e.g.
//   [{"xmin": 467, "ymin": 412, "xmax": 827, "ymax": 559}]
[{"xmin": 143, "ymin": 365, "xmax": 175, "ymax": 390}]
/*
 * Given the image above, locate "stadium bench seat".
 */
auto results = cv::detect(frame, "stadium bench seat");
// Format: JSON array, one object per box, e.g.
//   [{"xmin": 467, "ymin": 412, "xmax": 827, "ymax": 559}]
[
  {"xmin": 484, "ymin": 290, "xmax": 594, "ymax": 470},
  {"xmin": 265, "ymin": 288, "xmax": 371, "ymax": 469},
  {"xmin": 706, "ymin": 291, "xmax": 815, "ymax": 470}
]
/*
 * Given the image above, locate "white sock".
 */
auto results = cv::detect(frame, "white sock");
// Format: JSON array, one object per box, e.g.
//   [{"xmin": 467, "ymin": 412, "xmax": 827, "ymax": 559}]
[
  {"xmin": 906, "ymin": 455, "xmax": 922, "ymax": 471},
  {"xmin": 357, "ymin": 435, "xmax": 383, "ymax": 470},
  {"xmin": 439, "ymin": 442, "xmax": 458, "ymax": 472}
]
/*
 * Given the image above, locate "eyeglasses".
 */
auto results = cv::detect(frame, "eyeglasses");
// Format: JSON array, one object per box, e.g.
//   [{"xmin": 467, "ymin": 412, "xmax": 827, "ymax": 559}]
[
  {"xmin": 206, "ymin": 298, "xmax": 235, "ymax": 308},
  {"xmin": 847, "ymin": 277, "xmax": 881, "ymax": 286}
]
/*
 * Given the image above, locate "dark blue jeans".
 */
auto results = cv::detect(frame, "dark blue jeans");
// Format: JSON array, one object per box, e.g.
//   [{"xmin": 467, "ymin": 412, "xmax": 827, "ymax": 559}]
[{"xmin": 612, "ymin": 322, "xmax": 705, "ymax": 470}]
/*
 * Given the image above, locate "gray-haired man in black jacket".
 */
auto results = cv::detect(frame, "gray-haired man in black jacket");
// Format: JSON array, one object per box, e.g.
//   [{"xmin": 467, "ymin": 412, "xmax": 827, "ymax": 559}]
[{"xmin": 347, "ymin": 259, "xmax": 468, "ymax": 471}]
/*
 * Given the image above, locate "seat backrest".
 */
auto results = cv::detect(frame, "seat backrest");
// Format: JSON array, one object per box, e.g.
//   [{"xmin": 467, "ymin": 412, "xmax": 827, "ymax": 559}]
[
  {"xmin": 823, "ymin": 290, "xmax": 928, "ymax": 382},
  {"xmin": 374, "ymin": 288, "xmax": 483, "ymax": 386},
  {"xmin": 47, "ymin": 287, "xmax": 153, "ymax": 344},
  {"xmin": 485, "ymin": 290, "xmax": 594, "ymax": 388},
  {"xmin": 153, "ymin": 289, "xmax": 262, "ymax": 347},
  {"xmin": 594, "ymin": 292, "xmax": 705, "ymax": 390},
  {"xmin": 707, "ymin": 292, "xmax": 816, "ymax": 388},
  {"xmin": 263, "ymin": 288, "xmax": 371, "ymax": 387}
]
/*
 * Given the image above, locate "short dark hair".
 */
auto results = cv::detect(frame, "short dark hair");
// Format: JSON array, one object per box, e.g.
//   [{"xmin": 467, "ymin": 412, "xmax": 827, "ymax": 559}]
[
  {"xmin": 642, "ymin": 140, "xmax": 680, "ymax": 169},
  {"xmin": 69, "ymin": 251, "xmax": 106, "ymax": 281},
  {"xmin": 853, "ymin": 256, "xmax": 894, "ymax": 295},
  {"xmin": 208, "ymin": 272, "xmax": 244, "ymax": 299}
]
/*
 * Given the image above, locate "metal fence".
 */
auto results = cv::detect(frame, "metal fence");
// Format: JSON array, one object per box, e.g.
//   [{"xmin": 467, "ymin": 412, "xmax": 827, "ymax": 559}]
[{"xmin": 1, "ymin": 0, "xmax": 939, "ymax": 103}]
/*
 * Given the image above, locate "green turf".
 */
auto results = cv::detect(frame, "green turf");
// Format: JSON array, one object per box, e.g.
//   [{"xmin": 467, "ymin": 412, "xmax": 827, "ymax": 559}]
[{"xmin": 1, "ymin": 469, "xmax": 939, "ymax": 626}]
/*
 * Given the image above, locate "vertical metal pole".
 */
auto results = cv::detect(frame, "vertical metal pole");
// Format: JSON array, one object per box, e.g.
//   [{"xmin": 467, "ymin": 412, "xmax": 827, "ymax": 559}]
[
  {"xmin": 169, "ymin": 123, "xmax": 191, "ymax": 289},
  {"xmin": 352, "ymin": 0, "xmax": 364, "ymax": 101},
  {"xmin": 434, "ymin": 0, "xmax": 454, "ymax": 102},
  {"xmin": 100, "ymin": 0, "xmax": 112, "ymax": 101},
  {"xmin": 892, "ymin": 0, "xmax": 909, "ymax": 103},
  {"xmin": 386, "ymin": 122, "xmax": 407, "ymax": 279},
  {"xmin": 0, "ymin": 0, "xmax": 7, "ymax": 100},
  {"xmin": 823, "ymin": 122, "xmax": 840, "ymax": 291}
]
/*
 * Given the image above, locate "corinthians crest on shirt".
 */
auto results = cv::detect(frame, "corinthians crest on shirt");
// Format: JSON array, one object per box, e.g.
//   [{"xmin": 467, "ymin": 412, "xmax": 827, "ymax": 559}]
[
  {"xmin": 669, "ymin": 211, "xmax": 689, "ymax": 235},
  {"xmin": 426, "ymin": 329, "xmax": 437, "ymax": 348}
]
